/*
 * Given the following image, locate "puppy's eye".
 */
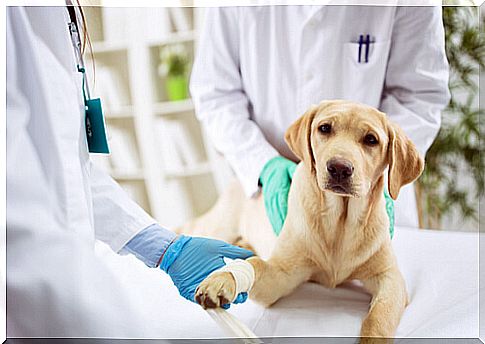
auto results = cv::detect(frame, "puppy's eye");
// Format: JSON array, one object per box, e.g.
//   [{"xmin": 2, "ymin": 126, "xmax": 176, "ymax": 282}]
[
  {"xmin": 363, "ymin": 134, "xmax": 379, "ymax": 146},
  {"xmin": 319, "ymin": 124, "xmax": 332, "ymax": 134}
]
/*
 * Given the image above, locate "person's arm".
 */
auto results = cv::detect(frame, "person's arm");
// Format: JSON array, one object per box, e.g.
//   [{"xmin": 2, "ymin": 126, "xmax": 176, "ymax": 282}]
[
  {"xmin": 89, "ymin": 164, "xmax": 157, "ymax": 253},
  {"xmin": 119, "ymin": 224, "xmax": 176, "ymax": 267},
  {"xmin": 89, "ymin": 165, "xmax": 254, "ymax": 306},
  {"xmin": 190, "ymin": 7, "xmax": 279, "ymax": 197},
  {"xmin": 380, "ymin": 6, "xmax": 450, "ymax": 157}
]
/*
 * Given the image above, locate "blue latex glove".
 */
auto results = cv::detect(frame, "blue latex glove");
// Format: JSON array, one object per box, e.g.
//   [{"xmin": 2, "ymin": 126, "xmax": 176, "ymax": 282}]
[
  {"xmin": 160, "ymin": 235, "xmax": 254, "ymax": 309},
  {"xmin": 259, "ymin": 156, "xmax": 297, "ymax": 236}
]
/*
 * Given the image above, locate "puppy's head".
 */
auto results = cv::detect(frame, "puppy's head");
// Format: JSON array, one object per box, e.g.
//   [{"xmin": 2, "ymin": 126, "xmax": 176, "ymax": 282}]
[{"xmin": 284, "ymin": 100, "xmax": 424, "ymax": 199}]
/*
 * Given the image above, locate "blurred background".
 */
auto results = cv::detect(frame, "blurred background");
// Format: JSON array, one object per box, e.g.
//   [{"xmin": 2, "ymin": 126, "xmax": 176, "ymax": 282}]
[{"xmin": 83, "ymin": 4, "xmax": 484, "ymax": 232}]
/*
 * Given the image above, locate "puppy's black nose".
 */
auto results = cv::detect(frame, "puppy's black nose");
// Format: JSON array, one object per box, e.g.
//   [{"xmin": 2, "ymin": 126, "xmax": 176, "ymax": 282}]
[{"xmin": 327, "ymin": 158, "xmax": 354, "ymax": 181}]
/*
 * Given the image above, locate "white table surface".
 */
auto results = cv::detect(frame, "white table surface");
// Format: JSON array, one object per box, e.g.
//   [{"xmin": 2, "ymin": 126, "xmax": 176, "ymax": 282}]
[{"xmin": 95, "ymin": 227, "xmax": 480, "ymax": 339}]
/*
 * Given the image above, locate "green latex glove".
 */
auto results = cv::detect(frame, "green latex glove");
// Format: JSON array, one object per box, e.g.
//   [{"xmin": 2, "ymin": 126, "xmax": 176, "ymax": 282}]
[
  {"xmin": 384, "ymin": 188, "xmax": 395, "ymax": 239},
  {"xmin": 259, "ymin": 156, "xmax": 297, "ymax": 236}
]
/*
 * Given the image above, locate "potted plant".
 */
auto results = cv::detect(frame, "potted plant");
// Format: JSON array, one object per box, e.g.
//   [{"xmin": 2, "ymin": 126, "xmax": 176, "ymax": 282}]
[
  {"xmin": 415, "ymin": 6, "xmax": 484, "ymax": 229},
  {"xmin": 159, "ymin": 43, "xmax": 189, "ymax": 101}
]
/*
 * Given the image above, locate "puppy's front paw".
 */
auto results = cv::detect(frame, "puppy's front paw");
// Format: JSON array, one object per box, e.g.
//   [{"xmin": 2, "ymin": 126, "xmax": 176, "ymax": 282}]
[{"xmin": 195, "ymin": 272, "xmax": 236, "ymax": 309}]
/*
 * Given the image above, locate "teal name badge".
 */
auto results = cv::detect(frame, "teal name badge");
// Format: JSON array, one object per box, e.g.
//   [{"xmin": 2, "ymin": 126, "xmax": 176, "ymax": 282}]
[
  {"xmin": 85, "ymin": 98, "xmax": 110, "ymax": 154},
  {"xmin": 67, "ymin": 18, "xmax": 109, "ymax": 154}
]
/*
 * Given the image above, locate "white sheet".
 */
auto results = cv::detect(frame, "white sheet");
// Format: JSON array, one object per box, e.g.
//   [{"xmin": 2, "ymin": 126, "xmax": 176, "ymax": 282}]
[{"xmin": 95, "ymin": 227, "xmax": 479, "ymax": 339}]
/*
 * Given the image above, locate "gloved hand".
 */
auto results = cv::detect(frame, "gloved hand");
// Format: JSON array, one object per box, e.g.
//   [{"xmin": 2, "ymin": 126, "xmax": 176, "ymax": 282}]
[
  {"xmin": 259, "ymin": 156, "xmax": 297, "ymax": 236},
  {"xmin": 160, "ymin": 235, "xmax": 254, "ymax": 309},
  {"xmin": 384, "ymin": 188, "xmax": 395, "ymax": 239}
]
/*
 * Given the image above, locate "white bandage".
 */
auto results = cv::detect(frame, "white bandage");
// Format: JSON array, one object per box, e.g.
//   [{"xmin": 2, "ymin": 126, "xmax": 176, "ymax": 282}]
[
  {"xmin": 206, "ymin": 308, "xmax": 260, "ymax": 341},
  {"xmin": 216, "ymin": 259, "xmax": 255, "ymax": 299},
  {"xmin": 204, "ymin": 260, "xmax": 260, "ymax": 341}
]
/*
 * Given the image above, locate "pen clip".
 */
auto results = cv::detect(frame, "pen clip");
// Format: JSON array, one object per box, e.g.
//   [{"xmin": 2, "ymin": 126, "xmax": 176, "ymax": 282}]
[
  {"xmin": 365, "ymin": 34, "xmax": 370, "ymax": 63},
  {"xmin": 358, "ymin": 35, "xmax": 363, "ymax": 64}
]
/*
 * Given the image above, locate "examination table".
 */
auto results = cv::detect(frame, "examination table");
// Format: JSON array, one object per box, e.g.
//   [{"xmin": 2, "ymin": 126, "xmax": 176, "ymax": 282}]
[{"xmin": 95, "ymin": 227, "xmax": 479, "ymax": 339}]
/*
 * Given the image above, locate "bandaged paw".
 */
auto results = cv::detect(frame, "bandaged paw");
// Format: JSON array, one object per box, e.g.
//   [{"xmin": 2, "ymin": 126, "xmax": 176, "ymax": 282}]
[
  {"xmin": 211, "ymin": 259, "xmax": 255, "ymax": 298},
  {"xmin": 196, "ymin": 259, "xmax": 255, "ymax": 308}
]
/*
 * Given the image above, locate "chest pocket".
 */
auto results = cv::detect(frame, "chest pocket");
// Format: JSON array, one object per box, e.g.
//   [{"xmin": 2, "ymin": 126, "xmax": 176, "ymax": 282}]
[{"xmin": 340, "ymin": 40, "xmax": 391, "ymax": 107}]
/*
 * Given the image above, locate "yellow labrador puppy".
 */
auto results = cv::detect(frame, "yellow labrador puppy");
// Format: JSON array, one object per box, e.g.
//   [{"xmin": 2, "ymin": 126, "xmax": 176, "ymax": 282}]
[{"xmin": 182, "ymin": 100, "xmax": 423, "ymax": 339}]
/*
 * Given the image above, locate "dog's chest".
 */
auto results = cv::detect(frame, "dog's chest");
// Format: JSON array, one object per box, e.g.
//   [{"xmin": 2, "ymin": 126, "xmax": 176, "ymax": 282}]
[
  {"xmin": 310, "ymin": 231, "xmax": 362, "ymax": 287},
  {"xmin": 305, "ymin": 198, "xmax": 370, "ymax": 287}
]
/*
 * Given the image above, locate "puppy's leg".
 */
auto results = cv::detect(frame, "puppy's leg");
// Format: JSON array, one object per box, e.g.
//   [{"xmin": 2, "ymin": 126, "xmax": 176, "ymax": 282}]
[
  {"xmin": 248, "ymin": 255, "xmax": 314, "ymax": 306},
  {"xmin": 360, "ymin": 266, "xmax": 407, "ymax": 340},
  {"xmin": 196, "ymin": 253, "xmax": 313, "ymax": 309}
]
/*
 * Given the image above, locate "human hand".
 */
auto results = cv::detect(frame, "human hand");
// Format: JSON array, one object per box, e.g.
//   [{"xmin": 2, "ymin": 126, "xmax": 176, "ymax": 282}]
[
  {"xmin": 259, "ymin": 156, "xmax": 297, "ymax": 235},
  {"xmin": 160, "ymin": 235, "xmax": 254, "ymax": 308}
]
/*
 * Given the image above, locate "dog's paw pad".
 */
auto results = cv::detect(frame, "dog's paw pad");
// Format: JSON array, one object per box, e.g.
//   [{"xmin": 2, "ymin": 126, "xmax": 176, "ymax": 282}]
[{"xmin": 195, "ymin": 272, "xmax": 236, "ymax": 309}]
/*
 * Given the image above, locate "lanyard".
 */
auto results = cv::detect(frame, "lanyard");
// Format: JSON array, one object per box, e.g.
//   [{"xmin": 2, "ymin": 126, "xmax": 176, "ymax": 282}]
[
  {"xmin": 67, "ymin": 4, "xmax": 90, "ymax": 102},
  {"xmin": 66, "ymin": 3, "xmax": 110, "ymax": 154}
]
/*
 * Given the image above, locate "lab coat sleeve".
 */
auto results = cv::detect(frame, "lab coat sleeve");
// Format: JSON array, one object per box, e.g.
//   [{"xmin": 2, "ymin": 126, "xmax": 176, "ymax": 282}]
[
  {"xmin": 380, "ymin": 6, "xmax": 450, "ymax": 157},
  {"xmin": 89, "ymin": 164, "xmax": 157, "ymax": 253},
  {"xmin": 120, "ymin": 223, "xmax": 177, "ymax": 267},
  {"xmin": 190, "ymin": 7, "xmax": 279, "ymax": 197}
]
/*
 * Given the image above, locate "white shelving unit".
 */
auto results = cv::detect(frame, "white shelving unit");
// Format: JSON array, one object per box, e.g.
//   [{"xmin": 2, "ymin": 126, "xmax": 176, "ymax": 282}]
[{"xmin": 85, "ymin": 6, "xmax": 222, "ymax": 228}]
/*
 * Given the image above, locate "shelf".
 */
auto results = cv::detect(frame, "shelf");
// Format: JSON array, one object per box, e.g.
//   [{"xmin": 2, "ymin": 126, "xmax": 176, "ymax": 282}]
[
  {"xmin": 91, "ymin": 41, "xmax": 128, "ymax": 54},
  {"xmin": 111, "ymin": 170, "xmax": 145, "ymax": 180},
  {"xmin": 84, "ymin": 8, "xmax": 218, "ymax": 224},
  {"xmin": 153, "ymin": 99, "xmax": 194, "ymax": 115},
  {"xmin": 92, "ymin": 31, "xmax": 196, "ymax": 53},
  {"xmin": 104, "ymin": 104, "xmax": 135, "ymax": 119},
  {"xmin": 147, "ymin": 30, "xmax": 196, "ymax": 47},
  {"xmin": 164, "ymin": 162, "xmax": 212, "ymax": 179}
]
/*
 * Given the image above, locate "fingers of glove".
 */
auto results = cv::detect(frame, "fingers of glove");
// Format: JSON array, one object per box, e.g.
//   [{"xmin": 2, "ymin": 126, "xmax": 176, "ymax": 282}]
[
  {"xmin": 276, "ymin": 188, "xmax": 289, "ymax": 219},
  {"xmin": 270, "ymin": 189, "xmax": 290, "ymax": 235},
  {"xmin": 218, "ymin": 242, "xmax": 254, "ymax": 259},
  {"xmin": 233, "ymin": 292, "xmax": 248, "ymax": 304},
  {"xmin": 219, "ymin": 293, "xmax": 247, "ymax": 309},
  {"xmin": 268, "ymin": 204, "xmax": 284, "ymax": 235},
  {"xmin": 287, "ymin": 163, "xmax": 297, "ymax": 179},
  {"xmin": 264, "ymin": 192, "xmax": 281, "ymax": 235},
  {"xmin": 384, "ymin": 190, "xmax": 395, "ymax": 239}
]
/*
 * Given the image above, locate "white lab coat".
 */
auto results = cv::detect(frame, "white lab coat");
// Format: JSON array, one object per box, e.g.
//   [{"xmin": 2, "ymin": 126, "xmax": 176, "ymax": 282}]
[
  {"xmin": 190, "ymin": 6, "xmax": 450, "ymax": 228},
  {"xmin": 7, "ymin": 7, "xmax": 157, "ymax": 336}
]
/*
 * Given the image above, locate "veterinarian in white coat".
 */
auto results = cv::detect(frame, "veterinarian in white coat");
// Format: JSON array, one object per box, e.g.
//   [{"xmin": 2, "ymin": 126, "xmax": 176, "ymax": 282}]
[
  {"xmin": 6, "ymin": 6, "xmax": 252, "ymax": 337},
  {"xmin": 190, "ymin": 6, "xmax": 450, "ymax": 229}
]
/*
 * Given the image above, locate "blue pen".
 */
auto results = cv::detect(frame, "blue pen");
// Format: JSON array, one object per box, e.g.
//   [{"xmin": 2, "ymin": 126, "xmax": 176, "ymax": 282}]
[
  {"xmin": 365, "ymin": 34, "xmax": 370, "ymax": 63},
  {"xmin": 358, "ymin": 35, "xmax": 363, "ymax": 63}
]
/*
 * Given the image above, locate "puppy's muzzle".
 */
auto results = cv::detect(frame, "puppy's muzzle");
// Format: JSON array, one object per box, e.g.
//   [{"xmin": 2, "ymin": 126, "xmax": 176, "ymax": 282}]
[{"xmin": 326, "ymin": 157, "xmax": 354, "ymax": 194}]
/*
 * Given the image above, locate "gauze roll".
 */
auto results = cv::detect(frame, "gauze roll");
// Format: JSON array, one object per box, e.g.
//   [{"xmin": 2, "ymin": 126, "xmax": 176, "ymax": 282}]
[{"xmin": 212, "ymin": 259, "xmax": 255, "ymax": 300}]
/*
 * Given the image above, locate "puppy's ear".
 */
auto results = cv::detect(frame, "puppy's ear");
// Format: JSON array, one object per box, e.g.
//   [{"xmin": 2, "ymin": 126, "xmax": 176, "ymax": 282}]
[
  {"xmin": 285, "ymin": 105, "xmax": 318, "ymax": 172},
  {"xmin": 387, "ymin": 123, "xmax": 424, "ymax": 200}
]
